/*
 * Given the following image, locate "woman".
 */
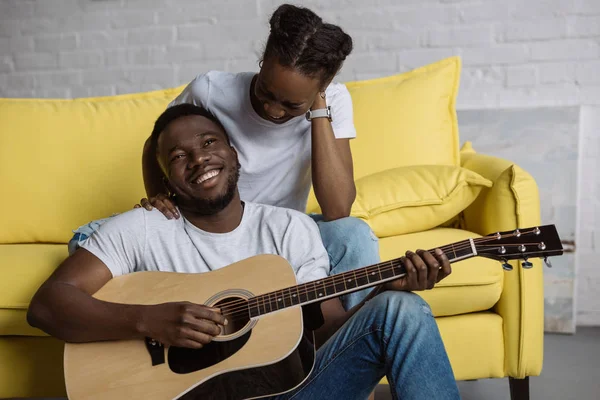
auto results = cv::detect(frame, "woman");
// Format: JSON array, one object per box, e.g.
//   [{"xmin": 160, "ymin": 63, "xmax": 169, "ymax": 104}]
[{"xmin": 71, "ymin": 4, "xmax": 379, "ymax": 310}]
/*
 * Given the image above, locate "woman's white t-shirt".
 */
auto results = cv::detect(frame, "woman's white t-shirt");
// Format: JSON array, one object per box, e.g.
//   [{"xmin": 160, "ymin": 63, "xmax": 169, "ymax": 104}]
[{"xmin": 170, "ymin": 71, "xmax": 356, "ymax": 212}]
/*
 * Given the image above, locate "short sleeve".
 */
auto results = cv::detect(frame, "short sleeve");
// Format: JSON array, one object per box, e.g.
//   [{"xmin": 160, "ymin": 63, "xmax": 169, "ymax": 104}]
[
  {"xmin": 80, "ymin": 209, "xmax": 147, "ymax": 278},
  {"xmin": 169, "ymin": 73, "xmax": 211, "ymax": 109},
  {"xmin": 281, "ymin": 212, "xmax": 330, "ymax": 284},
  {"xmin": 326, "ymin": 83, "xmax": 357, "ymax": 140}
]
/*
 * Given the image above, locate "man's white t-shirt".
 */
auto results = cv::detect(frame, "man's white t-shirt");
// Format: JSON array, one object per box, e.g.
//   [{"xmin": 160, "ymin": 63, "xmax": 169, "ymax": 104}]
[
  {"xmin": 81, "ymin": 202, "xmax": 330, "ymax": 284},
  {"xmin": 170, "ymin": 71, "xmax": 356, "ymax": 212}
]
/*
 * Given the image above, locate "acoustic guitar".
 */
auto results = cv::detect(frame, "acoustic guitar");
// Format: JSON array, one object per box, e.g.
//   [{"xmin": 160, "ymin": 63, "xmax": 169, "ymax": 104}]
[{"xmin": 64, "ymin": 225, "xmax": 563, "ymax": 400}]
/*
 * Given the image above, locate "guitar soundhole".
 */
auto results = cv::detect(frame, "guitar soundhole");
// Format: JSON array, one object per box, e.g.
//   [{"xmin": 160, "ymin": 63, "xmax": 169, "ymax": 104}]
[
  {"xmin": 168, "ymin": 296, "xmax": 252, "ymax": 374},
  {"xmin": 215, "ymin": 296, "xmax": 251, "ymax": 337}
]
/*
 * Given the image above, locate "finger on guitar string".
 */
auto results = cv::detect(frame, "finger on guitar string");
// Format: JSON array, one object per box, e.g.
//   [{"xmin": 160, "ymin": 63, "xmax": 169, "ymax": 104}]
[
  {"xmin": 184, "ymin": 303, "xmax": 227, "ymax": 326},
  {"xmin": 416, "ymin": 249, "xmax": 439, "ymax": 290},
  {"xmin": 434, "ymin": 248, "xmax": 452, "ymax": 282},
  {"xmin": 402, "ymin": 255, "xmax": 418, "ymax": 290},
  {"xmin": 406, "ymin": 250, "xmax": 428, "ymax": 290}
]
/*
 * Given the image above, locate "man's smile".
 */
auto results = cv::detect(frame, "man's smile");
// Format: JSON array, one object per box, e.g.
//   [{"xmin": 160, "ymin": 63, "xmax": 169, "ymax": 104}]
[{"xmin": 189, "ymin": 167, "xmax": 223, "ymax": 189}]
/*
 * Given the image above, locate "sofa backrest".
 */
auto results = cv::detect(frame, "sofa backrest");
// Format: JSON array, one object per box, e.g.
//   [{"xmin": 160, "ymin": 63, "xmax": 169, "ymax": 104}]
[
  {"xmin": 0, "ymin": 88, "xmax": 182, "ymax": 244},
  {"xmin": 0, "ymin": 57, "xmax": 460, "ymax": 244}
]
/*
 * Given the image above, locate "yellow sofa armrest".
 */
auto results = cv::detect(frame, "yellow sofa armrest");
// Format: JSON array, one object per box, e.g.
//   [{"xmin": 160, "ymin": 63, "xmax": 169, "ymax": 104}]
[{"xmin": 460, "ymin": 143, "xmax": 543, "ymax": 379}]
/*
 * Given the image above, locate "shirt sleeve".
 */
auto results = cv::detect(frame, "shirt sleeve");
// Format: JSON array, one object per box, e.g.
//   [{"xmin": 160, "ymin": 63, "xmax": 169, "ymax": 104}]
[
  {"xmin": 80, "ymin": 209, "xmax": 147, "ymax": 278},
  {"xmin": 281, "ymin": 212, "xmax": 330, "ymax": 284},
  {"xmin": 169, "ymin": 73, "xmax": 211, "ymax": 109},
  {"xmin": 326, "ymin": 83, "xmax": 357, "ymax": 140}
]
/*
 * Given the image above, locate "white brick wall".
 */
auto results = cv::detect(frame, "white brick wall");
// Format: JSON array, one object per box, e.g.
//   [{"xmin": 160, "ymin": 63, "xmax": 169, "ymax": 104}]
[{"xmin": 1, "ymin": 0, "xmax": 600, "ymax": 325}]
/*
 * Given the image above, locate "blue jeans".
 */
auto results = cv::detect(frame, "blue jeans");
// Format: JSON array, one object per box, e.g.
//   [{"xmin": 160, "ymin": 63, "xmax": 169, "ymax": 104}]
[
  {"xmin": 272, "ymin": 291, "xmax": 460, "ymax": 400},
  {"xmin": 309, "ymin": 215, "xmax": 381, "ymax": 311}
]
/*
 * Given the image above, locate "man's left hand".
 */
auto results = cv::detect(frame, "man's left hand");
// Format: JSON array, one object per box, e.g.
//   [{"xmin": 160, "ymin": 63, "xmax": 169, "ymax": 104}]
[{"xmin": 384, "ymin": 249, "xmax": 451, "ymax": 292}]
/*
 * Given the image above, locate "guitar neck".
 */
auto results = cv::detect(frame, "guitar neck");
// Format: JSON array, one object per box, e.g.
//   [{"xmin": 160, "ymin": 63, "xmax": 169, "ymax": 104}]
[{"xmin": 248, "ymin": 238, "xmax": 478, "ymax": 318}]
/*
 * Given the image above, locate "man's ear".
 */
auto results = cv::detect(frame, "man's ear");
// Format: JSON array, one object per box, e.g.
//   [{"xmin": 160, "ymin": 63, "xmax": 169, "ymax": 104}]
[
  {"xmin": 230, "ymin": 146, "xmax": 242, "ymax": 170},
  {"xmin": 162, "ymin": 177, "xmax": 175, "ymax": 198}
]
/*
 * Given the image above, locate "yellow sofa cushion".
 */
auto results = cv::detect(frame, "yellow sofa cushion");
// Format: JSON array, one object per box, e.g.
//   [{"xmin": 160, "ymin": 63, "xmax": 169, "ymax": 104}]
[
  {"xmin": 0, "ymin": 87, "xmax": 184, "ymax": 244},
  {"xmin": 0, "ymin": 244, "xmax": 67, "ymax": 336},
  {"xmin": 306, "ymin": 56, "xmax": 462, "ymax": 213},
  {"xmin": 347, "ymin": 165, "xmax": 491, "ymax": 238},
  {"xmin": 379, "ymin": 228, "xmax": 504, "ymax": 317},
  {"xmin": 0, "ymin": 336, "xmax": 66, "ymax": 398},
  {"xmin": 347, "ymin": 56, "xmax": 461, "ymax": 181}
]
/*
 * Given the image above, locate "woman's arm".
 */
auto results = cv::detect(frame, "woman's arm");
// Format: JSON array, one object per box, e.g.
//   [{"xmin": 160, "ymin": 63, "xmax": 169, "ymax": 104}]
[{"xmin": 310, "ymin": 94, "xmax": 356, "ymax": 221}]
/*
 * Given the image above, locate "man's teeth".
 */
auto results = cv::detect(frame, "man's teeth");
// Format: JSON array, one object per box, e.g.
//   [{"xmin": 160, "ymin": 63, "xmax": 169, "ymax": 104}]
[{"xmin": 195, "ymin": 169, "xmax": 220, "ymax": 184}]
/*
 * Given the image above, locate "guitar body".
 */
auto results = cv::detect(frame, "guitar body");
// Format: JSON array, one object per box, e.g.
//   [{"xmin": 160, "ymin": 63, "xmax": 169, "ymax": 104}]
[{"xmin": 64, "ymin": 255, "xmax": 314, "ymax": 400}]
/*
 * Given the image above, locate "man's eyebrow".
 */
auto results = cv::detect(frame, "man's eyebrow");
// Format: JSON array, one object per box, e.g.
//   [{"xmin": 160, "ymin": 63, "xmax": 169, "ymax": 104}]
[{"xmin": 167, "ymin": 131, "xmax": 222, "ymax": 153}]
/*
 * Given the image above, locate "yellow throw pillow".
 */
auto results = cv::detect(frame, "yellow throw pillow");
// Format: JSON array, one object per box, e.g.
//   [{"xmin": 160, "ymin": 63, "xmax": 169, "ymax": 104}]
[
  {"xmin": 346, "ymin": 56, "xmax": 461, "ymax": 180},
  {"xmin": 350, "ymin": 165, "xmax": 492, "ymax": 238},
  {"xmin": 0, "ymin": 87, "xmax": 185, "ymax": 244}
]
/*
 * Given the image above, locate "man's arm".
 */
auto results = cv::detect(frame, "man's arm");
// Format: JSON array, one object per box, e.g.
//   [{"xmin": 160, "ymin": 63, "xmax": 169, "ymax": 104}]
[{"xmin": 27, "ymin": 248, "xmax": 226, "ymax": 348}]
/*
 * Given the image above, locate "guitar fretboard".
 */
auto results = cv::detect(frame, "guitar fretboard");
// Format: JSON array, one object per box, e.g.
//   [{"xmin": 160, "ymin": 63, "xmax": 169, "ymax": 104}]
[{"xmin": 247, "ymin": 238, "xmax": 475, "ymax": 319}]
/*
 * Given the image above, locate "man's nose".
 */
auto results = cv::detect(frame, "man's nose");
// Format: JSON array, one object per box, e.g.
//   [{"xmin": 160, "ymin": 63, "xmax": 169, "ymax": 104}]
[
  {"xmin": 263, "ymin": 102, "xmax": 285, "ymax": 118},
  {"xmin": 189, "ymin": 148, "xmax": 211, "ymax": 167}
]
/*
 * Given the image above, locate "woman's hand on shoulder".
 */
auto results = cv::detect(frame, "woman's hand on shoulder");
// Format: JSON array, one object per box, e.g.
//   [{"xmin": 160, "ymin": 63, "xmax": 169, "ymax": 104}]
[{"xmin": 134, "ymin": 193, "xmax": 180, "ymax": 220}]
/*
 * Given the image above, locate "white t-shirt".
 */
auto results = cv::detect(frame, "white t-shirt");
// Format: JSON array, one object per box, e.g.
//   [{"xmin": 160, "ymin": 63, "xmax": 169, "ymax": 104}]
[
  {"xmin": 170, "ymin": 71, "xmax": 356, "ymax": 212},
  {"xmin": 81, "ymin": 202, "xmax": 330, "ymax": 284}
]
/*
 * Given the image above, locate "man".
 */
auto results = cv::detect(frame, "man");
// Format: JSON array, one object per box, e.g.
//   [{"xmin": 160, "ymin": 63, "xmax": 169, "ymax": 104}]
[{"xmin": 28, "ymin": 104, "xmax": 460, "ymax": 399}]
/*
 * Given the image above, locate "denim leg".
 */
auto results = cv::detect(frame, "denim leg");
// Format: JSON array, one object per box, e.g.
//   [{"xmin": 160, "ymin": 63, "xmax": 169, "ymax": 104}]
[
  {"xmin": 310, "ymin": 215, "xmax": 380, "ymax": 311},
  {"xmin": 273, "ymin": 291, "xmax": 460, "ymax": 400},
  {"xmin": 67, "ymin": 216, "xmax": 115, "ymax": 255}
]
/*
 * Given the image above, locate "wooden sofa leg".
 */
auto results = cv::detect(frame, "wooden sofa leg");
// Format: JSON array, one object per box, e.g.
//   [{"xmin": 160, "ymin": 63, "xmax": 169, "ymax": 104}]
[
  {"xmin": 368, "ymin": 391, "xmax": 375, "ymax": 400},
  {"xmin": 509, "ymin": 377, "xmax": 530, "ymax": 400}
]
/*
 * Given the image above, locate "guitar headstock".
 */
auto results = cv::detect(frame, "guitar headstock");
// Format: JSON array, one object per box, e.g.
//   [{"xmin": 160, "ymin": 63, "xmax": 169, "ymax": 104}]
[{"xmin": 475, "ymin": 225, "xmax": 563, "ymax": 270}]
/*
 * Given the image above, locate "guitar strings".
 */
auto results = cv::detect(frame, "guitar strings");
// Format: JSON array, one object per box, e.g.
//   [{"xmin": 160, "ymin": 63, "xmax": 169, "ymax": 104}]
[
  {"xmin": 216, "ymin": 231, "xmax": 539, "ymax": 316},
  {"xmin": 217, "ymin": 241, "xmax": 531, "ymax": 320},
  {"xmin": 215, "ymin": 231, "xmax": 540, "ymax": 318},
  {"xmin": 218, "ymin": 243, "xmax": 541, "ymax": 324},
  {"xmin": 216, "ymin": 241, "xmax": 478, "ymax": 316}
]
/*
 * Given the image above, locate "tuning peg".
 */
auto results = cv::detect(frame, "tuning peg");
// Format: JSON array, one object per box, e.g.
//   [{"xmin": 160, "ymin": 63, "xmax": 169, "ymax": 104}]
[
  {"xmin": 502, "ymin": 261, "xmax": 513, "ymax": 271},
  {"xmin": 544, "ymin": 257, "xmax": 553, "ymax": 268},
  {"xmin": 522, "ymin": 257, "xmax": 533, "ymax": 269}
]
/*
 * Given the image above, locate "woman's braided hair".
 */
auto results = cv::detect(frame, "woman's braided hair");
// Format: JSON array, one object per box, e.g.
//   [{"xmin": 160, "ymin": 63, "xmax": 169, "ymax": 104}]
[{"xmin": 263, "ymin": 4, "xmax": 353, "ymax": 84}]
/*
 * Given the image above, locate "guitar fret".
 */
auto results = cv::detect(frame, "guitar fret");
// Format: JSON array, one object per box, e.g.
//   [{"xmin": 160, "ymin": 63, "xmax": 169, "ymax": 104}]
[
  {"xmin": 450, "ymin": 243, "xmax": 457, "ymax": 260},
  {"xmin": 258, "ymin": 295, "xmax": 264, "ymax": 315},
  {"xmin": 325, "ymin": 276, "xmax": 336, "ymax": 296},
  {"xmin": 276, "ymin": 289, "xmax": 284, "ymax": 309},
  {"xmin": 299, "ymin": 283, "xmax": 309, "ymax": 303},
  {"xmin": 248, "ymin": 298, "xmax": 259, "ymax": 319},
  {"xmin": 367, "ymin": 266, "xmax": 378, "ymax": 284},
  {"xmin": 380, "ymin": 261, "xmax": 395, "ymax": 279},
  {"xmin": 351, "ymin": 270, "xmax": 358, "ymax": 289},
  {"xmin": 333, "ymin": 274, "xmax": 346, "ymax": 293}
]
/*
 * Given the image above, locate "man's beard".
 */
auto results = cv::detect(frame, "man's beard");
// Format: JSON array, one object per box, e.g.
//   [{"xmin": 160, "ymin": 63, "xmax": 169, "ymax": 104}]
[{"xmin": 191, "ymin": 162, "xmax": 240, "ymax": 216}]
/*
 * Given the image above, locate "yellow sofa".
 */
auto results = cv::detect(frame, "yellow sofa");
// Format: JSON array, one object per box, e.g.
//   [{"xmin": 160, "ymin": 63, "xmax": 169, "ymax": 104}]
[{"xmin": 0, "ymin": 57, "xmax": 542, "ymax": 399}]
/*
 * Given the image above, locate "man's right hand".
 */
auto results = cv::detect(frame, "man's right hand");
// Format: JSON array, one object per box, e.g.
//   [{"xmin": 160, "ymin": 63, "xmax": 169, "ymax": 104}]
[
  {"xmin": 138, "ymin": 302, "xmax": 227, "ymax": 349},
  {"xmin": 134, "ymin": 193, "xmax": 180, "ymax": 220}
]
